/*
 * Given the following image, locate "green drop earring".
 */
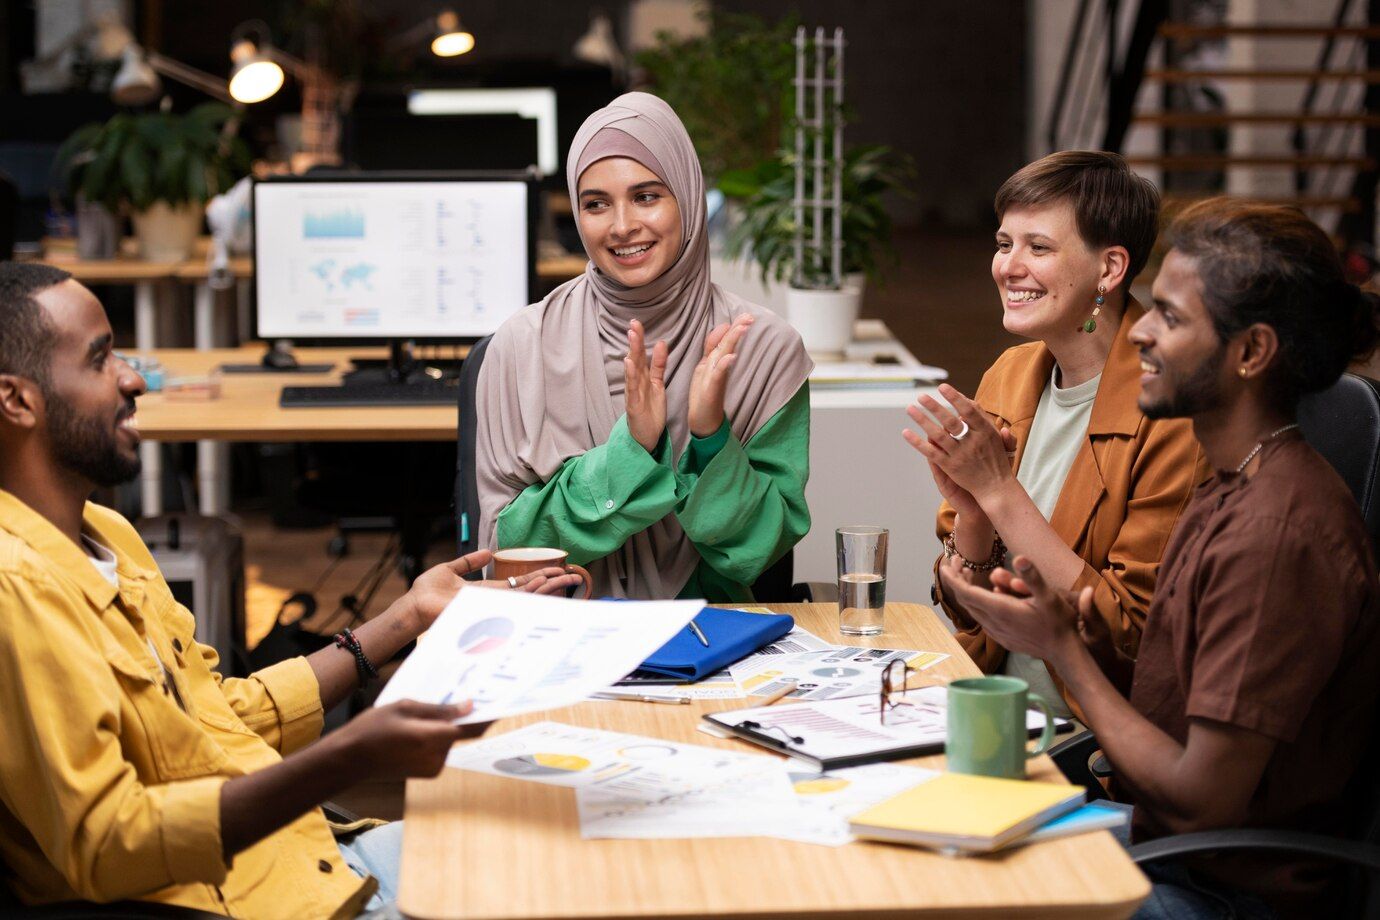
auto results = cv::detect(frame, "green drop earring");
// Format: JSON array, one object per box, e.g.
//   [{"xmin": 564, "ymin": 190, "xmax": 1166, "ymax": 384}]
[{"xmin": 1081, "ymin": 285, "xmax": 1105, "ymax": 334}]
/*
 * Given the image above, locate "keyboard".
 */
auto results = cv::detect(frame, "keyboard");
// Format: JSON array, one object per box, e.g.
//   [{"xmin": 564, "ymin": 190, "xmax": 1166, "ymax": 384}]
[{"xmin": 279, "ymin": 380, "xmax": 459, "ymax": 408}]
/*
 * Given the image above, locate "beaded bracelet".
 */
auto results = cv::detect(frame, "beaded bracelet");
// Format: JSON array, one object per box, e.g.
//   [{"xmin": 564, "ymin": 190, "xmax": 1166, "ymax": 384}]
[
  {"xmin": 332, "ymin": 627, "xmax": 379, "ymax": 689},
  {"xmin": 943, "ymin": 531, "xmax": 1007, "ymax": 573}
]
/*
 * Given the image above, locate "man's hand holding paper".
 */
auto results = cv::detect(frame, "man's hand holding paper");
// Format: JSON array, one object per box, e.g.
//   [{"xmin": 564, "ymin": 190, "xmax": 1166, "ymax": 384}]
[{"xmin": 375, "ymin": 588, "xmax": 704, "ymax": 724}]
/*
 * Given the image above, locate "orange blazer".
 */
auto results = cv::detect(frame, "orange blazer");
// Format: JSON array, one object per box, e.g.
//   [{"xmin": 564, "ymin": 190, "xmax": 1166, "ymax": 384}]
[{"xmin": 932, "ymin": 300, "xmax": 1209, "ymax": 716}]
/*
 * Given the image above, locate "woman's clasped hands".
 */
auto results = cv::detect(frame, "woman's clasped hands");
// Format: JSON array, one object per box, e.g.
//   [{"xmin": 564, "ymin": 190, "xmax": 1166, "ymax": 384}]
[
  {"xmin": 624, "ymin": 314, "xmax": 754, "ymax": 453},
  {"xmin": 902, "ymin": 382, "xmax": 1018, "ymax": 518}
]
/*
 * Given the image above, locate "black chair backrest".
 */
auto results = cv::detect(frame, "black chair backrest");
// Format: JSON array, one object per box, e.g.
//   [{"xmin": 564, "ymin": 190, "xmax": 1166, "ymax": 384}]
[
  {"xmin": 1297, "ymin": 372, "xmax": 1380, "ymax": 553},
  {"xmin": 0, "ymin": 169, "xmax": 17, "ymax": 261},
  {"xmin": 455, "ymin": 334, "xmax": 493, "ymax": 572},
  {"xmin": 1300, "ymin": 373, "xmax": 1380, "ymax": 864}
]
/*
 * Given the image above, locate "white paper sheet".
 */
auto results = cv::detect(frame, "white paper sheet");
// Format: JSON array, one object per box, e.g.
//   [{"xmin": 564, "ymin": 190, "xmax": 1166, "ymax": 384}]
[
  {"xmin": 644, "ymin": 626, "xmax": 837, "ymax": 701},
  {"xmin": 730, "ymin": 645, "xmax": 950, "ymax": 701},
  {"xmin": 446, "ymin": 721, "xmax": 804, "ymax": 839},
  {"xmin": 375, "ymin": 588, "xmax": 701, "ymax": 724},
  {"xmin": 774, "ymin": 762, "xmax": 939, "ymax": 846}
]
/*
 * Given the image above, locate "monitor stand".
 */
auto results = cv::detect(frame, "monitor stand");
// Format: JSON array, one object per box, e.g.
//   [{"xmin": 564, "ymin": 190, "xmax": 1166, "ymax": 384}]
[{"xmin": 342, "ymin": 340, "xmax": 460, "ymax": 386}]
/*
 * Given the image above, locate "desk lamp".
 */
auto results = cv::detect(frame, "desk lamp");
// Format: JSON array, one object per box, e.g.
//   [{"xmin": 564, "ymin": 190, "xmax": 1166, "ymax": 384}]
[{"xmin": 111, "ymin": 44, "xmax": 235, "ymax": 106}]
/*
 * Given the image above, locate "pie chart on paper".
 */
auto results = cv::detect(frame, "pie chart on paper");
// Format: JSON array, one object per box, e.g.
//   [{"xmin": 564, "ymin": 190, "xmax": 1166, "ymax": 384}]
[
  {"xmin": 790, "ymin": 773, "xmax": 851, "ymax": 795},
  {"xmin": 492, "ymin": 753, "xmax": 592, "ymax": 776},
  {"xmin": 458, "ymin": 617, "xmax": 515, "ymax": 655}
]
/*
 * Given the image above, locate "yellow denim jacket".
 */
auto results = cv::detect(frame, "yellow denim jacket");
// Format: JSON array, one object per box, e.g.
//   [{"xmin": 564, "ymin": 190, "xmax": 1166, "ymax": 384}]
[{"xmin": 0, "ymin": 490, "xmax": 372, "ymax": 918}]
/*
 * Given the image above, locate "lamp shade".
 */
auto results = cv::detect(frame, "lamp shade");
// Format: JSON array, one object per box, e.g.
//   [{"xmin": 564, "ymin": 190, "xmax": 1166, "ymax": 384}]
[
  {"xmin": 228, "ymin": 39, "xmax": 284, "ymax": 103},
  {"xmin": 111, "ymin": 45, "xmax": 162, "ymax": 106},
  {"xmin": 431, "ymin": 10, "xmax": 475, "ymax": 57}
]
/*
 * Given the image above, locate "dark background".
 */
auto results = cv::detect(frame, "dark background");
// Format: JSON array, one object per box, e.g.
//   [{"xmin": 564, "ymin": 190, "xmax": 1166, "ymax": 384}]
[{"xmin": 0, "ymin": 0, "xmax": 1027, "ymax": 230}]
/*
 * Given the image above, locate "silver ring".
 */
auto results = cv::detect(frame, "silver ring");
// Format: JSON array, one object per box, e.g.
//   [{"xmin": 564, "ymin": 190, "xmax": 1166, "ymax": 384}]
[
  {"xmin": 507, "ymin": 576, "xmax": 519, "ymax": 589},
  {"xmin": 950, "ymin": 420, "xmax": 970, "ymax": 442}
]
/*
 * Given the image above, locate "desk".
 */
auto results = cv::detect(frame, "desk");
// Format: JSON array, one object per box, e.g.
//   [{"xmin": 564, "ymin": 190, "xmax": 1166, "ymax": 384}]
[
  {"xmin": 48, "ymin": 241, "xmax": 586, "ymax": 517},
  {"xmin": 399, "ymin": 602, "xmax": 1149, "ymax": 920},
  {"xmin": 135, "ymin": 347, "xmax": 462, "ymax": 443}
]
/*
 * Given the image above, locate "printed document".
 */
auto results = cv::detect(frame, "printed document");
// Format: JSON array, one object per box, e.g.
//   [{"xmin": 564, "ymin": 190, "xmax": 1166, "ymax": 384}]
[
  {"xmin": 447, "ymin": 721, "xmax": 803, "ymax": 839},
  {"xmin": 376, "ymin": 588, "xmax": 701, "ymax": 724},
  {"xmin": 731, "ymin": 646, "xmax": 950, "ymax": 701},
  {"xmin": 777, "ymin": 762, "xmax": 939, "ymax": 846}
]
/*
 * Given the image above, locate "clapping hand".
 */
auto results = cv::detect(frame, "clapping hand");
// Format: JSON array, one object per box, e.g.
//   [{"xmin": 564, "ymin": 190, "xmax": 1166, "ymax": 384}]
[
  {"xmin": 625, "ymin": 318, "xmax": 669, "ymax": 453},
  {"xmin": 903, "ymin": 383, "xmax": 1016, "ymax": 512},
  {"xmin": 689, "ymin": 313, "xmax": 754, "ymax": 437},
  {"xmin": 941, "ymin": 554, "xmax": 1086, "ymax": 664}
]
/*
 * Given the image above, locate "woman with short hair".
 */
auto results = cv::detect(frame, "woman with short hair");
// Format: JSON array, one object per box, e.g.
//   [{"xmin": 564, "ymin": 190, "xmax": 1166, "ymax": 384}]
[{"xmin": 906, "ymin": 151, "xmax": 1207, "ymax": 718}]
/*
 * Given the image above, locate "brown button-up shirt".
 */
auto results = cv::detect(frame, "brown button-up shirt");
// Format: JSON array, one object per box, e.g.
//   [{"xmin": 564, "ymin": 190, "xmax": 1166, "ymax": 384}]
[
  {"xmin": 1125, "ymin": 433, "xmax": 1380, "ymax": 913},
  {"xmin": 934, "ymin": 300, "xmax": 1209, "ymax": 717}
]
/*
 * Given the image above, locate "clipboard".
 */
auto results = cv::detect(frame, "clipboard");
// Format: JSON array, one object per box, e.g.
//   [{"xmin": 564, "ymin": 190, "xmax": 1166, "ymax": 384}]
[{"xmin": 703, "ymin": 687, "xmax": 1070, "ymax": 771}]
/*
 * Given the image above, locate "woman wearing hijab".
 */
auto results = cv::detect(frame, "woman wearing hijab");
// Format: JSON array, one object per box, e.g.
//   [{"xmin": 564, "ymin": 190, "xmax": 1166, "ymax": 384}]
[{"xmin": 475, "ymin": 92, "xmax": 813, "ymax": 601}]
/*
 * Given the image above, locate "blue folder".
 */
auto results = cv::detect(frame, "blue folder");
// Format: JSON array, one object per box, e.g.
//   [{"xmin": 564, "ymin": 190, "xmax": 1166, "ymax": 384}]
[{"xmin": 635, "ymin": 607, "xmax": 795, "ymax": 682}]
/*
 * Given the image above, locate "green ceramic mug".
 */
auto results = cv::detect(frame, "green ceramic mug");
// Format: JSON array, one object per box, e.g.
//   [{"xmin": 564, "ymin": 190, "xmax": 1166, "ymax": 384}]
[{"xmin": 945, "ymin": 675, "xmax": 1056, "ymax": 779}]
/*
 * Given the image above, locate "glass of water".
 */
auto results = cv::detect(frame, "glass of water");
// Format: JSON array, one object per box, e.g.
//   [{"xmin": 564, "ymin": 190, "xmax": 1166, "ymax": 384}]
[{"xmin": 836, "ymin": 526, "xmax": 888, "ymax": 636}]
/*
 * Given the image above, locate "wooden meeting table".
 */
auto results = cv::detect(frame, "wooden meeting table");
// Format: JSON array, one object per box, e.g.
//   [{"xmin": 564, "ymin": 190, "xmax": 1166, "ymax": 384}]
[{"xmin": 398, "ymin": 602, "xmax": 1149, "ymax": 919}]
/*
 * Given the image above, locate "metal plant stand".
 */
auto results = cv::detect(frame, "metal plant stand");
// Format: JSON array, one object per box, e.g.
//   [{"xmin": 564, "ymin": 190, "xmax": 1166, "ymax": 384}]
[{"xmin": 792, "ymin": 26, "xmax": 846, "ymax": 291}]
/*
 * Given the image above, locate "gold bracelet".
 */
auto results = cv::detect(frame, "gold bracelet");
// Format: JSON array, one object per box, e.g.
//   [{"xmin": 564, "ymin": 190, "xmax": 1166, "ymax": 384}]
[{"xmin": 943, "ymin": 532, "xmax": 1007, "ymax": 572}]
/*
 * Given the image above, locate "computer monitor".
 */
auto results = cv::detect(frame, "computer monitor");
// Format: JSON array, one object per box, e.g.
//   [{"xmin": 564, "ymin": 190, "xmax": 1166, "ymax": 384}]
[{"xmin": 252, "ymin": 171, "xmax": 537, "ymax": 343}]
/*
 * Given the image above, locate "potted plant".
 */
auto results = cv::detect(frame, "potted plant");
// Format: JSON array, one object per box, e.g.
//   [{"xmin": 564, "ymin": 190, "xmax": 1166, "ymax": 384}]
[
  {"xmin": 55, "ymin": 103, "xmax": 251, "ymax": 260},
  {"xmin": 635, "ymin": 10, "xmax": 797, "ymax": 187},
  {"xmin": 720, "ymin": 145, "xmax": 915, "ymax": 356}
]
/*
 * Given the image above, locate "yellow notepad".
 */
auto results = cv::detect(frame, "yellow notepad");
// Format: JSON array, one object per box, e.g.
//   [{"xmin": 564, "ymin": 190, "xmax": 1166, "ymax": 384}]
[{"xmin": 848, "ymin": 772, "xmax": 1084, "ymax": 853}]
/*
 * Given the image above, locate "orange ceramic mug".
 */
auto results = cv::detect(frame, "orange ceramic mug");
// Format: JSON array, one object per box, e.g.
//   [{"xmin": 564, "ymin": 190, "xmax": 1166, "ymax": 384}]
[{"xmin": 492, "ymin": 547, "xmax": 593, "ymax": 599}]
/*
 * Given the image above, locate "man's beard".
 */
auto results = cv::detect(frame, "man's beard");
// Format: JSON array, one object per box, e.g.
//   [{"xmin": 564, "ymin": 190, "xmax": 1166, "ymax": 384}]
[
  {"xmin": 1140, "ymin": 344, "xmax": 1226, "ymax": 420},
  {"xmin": 47, "ymin": 396, "xmax": 140, "ymax": 488}
]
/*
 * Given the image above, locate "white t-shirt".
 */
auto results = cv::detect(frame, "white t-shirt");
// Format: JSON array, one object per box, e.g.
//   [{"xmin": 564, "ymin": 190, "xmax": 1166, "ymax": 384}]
[
  {"xmin": 84, "ymin": 533, "xmax": 175, "ymax": 686},
  {"xmin": 1003, "ymin": 365, "xmax": 1101, "ymax": 718},
  {"xmin": 82, "ymin": 533, "xmax": 119, "ymax": 588}
]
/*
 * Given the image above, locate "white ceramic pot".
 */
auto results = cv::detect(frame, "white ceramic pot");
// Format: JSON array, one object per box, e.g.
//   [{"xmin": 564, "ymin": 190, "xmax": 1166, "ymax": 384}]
[
  {"xmin": 131, "ymin": 201, "xmax": 203, "ymax": 261},
  {"xmin": 785, "ymin": 285, "xmax": 861, "ymax": 359}
]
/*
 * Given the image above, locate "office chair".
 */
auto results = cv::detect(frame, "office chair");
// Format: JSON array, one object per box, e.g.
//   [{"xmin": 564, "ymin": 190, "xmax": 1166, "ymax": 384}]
[
  {"xmin": 0, "ymin": 169, "xmax": 17, "ymax": 261},
  {"xmin": 454, "ymin": 334, "xmax": 802, "ymax": 600},
  {"xmin": 1049, "ymin": 372, "xmax": 1380, "ymax": 912}
]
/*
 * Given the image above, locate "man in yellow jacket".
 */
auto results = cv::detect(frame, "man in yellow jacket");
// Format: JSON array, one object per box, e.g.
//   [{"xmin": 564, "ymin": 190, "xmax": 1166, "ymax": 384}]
[{"xmin": 0, "ymin": 263, "xmax": 577, "ymax": 917}]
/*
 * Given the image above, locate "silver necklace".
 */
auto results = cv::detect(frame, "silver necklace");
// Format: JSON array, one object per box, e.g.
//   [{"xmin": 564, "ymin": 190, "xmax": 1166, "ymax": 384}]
[{"xmin": 1234, "ymin": 423, "xmax": 1300, "ymax": 475}]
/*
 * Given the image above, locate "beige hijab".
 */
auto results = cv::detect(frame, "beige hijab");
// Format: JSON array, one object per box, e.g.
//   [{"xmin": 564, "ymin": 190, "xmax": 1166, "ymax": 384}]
[{"xmin": 475, "ymin": 92, "xmax": 812, "ymax": 598}]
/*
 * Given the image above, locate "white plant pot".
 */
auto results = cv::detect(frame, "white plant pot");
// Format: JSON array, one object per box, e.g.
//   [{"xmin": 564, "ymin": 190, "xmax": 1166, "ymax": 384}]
[
  {"xmin": 131, "ymin": 202, "xmax": 203, "ymax": 261},
  {"xmin": 785, "ymin": 285, "xmax": 861, "ymax": 359}
]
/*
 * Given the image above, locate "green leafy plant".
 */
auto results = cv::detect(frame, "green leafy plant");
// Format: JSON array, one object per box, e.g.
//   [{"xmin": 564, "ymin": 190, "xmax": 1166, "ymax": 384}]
[
  {"xmin": 55, "ymin": 103, "xmax": 252, "ymax": 213},
  {"xmin": 721, "ymin": 145, "xmax": 916, "ymax": 288},
  {"xmin": 635, "ymin": 11, "xmax": 798, "ymax": 184}
]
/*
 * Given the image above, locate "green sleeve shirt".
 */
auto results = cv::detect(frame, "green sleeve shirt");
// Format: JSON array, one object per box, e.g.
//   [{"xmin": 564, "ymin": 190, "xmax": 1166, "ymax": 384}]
[{"xmin": 494, "ymin": 383, "xmax": 812, "ymax": 602}]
